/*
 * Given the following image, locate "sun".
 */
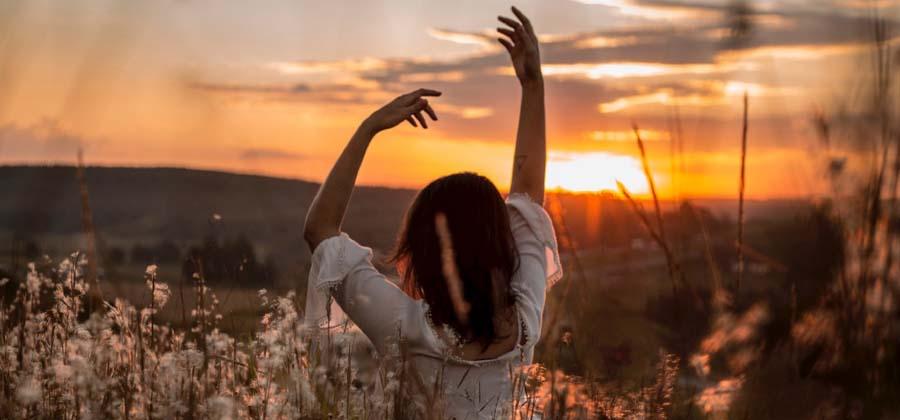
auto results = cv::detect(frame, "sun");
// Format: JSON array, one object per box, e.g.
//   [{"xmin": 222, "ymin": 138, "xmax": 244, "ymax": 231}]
[{"xmin": 545, "ymin": 151, "xmax": 650, "ymax": 194}]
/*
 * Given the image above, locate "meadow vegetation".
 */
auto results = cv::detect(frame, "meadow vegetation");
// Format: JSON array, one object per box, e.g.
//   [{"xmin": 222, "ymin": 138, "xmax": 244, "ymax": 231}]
[{"xmin": 1, "ymin": 8, "xmax": 899, "ymax": 420}]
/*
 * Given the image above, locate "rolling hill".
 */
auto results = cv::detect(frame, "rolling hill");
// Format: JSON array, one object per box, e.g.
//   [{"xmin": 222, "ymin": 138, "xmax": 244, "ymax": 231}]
[{"xmin": 0, "ymin": 165, "xmax": 811, "ymax": 288}]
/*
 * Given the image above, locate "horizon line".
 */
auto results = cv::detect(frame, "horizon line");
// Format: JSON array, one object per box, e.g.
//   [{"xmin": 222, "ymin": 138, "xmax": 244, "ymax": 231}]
[{"xmin": 0, "ymin": 162, "xmax": 818, "ymax": 202}]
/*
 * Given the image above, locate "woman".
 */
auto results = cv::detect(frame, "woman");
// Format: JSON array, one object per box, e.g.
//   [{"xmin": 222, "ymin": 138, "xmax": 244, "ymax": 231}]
[{"xmin": 303, "ymin": 7, "xmax": 561, "ymax": 418}]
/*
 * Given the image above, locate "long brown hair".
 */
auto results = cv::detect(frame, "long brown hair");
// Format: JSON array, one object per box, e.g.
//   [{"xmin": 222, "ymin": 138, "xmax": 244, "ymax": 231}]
[{"xmin": 391, "ymin": 172, "xmax": 519, "ymax": 349}]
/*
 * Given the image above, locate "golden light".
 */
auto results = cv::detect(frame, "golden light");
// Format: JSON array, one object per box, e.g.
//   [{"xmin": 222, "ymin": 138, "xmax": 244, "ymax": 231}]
[
  {"xmin": 591, "ymin": 129, "xmax": 669, "ymax": 142},
  {"xmin": 539, "ymin": 62, "xmax": 742, "ymax": 80},
  {"xmin": 546, "ymin": 151, "xmax": 650, "ymax": 194}
]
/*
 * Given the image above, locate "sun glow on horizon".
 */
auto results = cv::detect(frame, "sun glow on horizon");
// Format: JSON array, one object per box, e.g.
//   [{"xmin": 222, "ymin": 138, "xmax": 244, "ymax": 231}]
[{"xmin": 546, "ymin": 151, "xmax": 651, "ymax": 194}]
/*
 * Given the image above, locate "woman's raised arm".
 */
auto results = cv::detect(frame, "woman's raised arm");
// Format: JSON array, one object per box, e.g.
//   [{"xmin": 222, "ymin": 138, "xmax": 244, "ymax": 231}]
[
  {"xmin": 498, "ymin": 6, "xmax": 545, "ymax": 204},
  {"xmin": 303, "ymin": 89, "xmax": 441, "ymax": 250}
]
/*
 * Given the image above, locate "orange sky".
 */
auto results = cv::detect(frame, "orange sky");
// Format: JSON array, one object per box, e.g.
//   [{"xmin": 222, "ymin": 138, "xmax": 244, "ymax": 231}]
[{"xmin": 1, "ymin": 0, "xmax": 897, "ymax": 198}]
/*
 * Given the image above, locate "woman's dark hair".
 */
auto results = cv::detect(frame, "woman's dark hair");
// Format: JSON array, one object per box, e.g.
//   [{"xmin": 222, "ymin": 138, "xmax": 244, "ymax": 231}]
[{"xmin": 391, "ymin": 172, "xmax": 518, "ymax": 349}]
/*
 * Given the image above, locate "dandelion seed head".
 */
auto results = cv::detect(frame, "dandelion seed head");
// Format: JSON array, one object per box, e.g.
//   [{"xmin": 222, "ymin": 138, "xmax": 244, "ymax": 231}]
[
  {"xmin": 145, "ymin": 264, "xmax": 159, "ymax": 276},
  {"xmin": 16, "ymin": 377, "xmax": 41, "ymax": 405}
]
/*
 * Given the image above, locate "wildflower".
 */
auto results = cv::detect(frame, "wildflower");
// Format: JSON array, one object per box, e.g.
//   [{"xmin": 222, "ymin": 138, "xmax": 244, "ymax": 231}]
[
  {"xmin": 16, "ymin": 377, "xmax": 41, "ymax": 405},
  {"xmin": 25, "ymin": 264, "xmax": 41, "ymax": 295},
  {"xmin": 207, "ymin": 396, "xmax": 235, "ymax": 420},
  {"xmin": 52, "ymin": 361, "xmax": 74, "ymax": 382},
  {"xmin": 695, "ymin": 377, "xmax": 744, "ymax": 414}
]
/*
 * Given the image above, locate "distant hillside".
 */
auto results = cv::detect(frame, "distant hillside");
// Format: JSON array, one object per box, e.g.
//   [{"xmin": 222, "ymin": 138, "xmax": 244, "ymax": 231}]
[
  {"xmin": 1, "ymin": 165, "xmax": 414, "ymax": 241},
  {"xmin": 0, "ymin": 166, "xmax": 813, "ymax": 288},
  {"xmin": 1, "ymin": 166, "xmax": 416, "ymax": 284}
]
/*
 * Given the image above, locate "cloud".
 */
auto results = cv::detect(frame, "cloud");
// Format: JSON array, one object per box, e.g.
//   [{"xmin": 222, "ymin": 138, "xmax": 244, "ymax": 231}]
[
  {"xmin": 186, "ymin": 80, "xmax": 389, "ymax": 105},
  {"xmin": 186, "ymin": 1, "xmax": 895, "ymax": 153},
  {"xmin": 427, "ymin": 28, "xmax": 499, "ymax": 52},
  {"xmin": 189, "ymin": 82, "xmax": 312, "ymax": 95},
  {"xmin": 265, "ymin": 58, "xmax": 394, "ymax": 75},
  {"xmin": 595, "ymin": 80, "xmax": 801, "ymax": 113},
  {"xmin": 570, "ymin": 0, "xmax": 727, "ymax": 21},
  {"xmin": 832, "ymin": 0, "xmax": 900, "ymax": 11},
  {"xmin": 439, "ymin": 104, "xmax": 495, "ymax": 119},
  {"xmin": 537, "ymin": 62, "xmax": 751, "ymax": 80},
  {"xmin": 240, "ymin": 148, "xmax": 307, "ymax": 161},
  {"xmin": 256, "ymin": 4, "xmax": 888, "ymax": 91},
  {"xmin": 591, "ymin": 129, "xmax": 671, "ymax": 142},
  {"xmin": 0, "ymin": 120, "xmax": 89, "ymax": 162}
]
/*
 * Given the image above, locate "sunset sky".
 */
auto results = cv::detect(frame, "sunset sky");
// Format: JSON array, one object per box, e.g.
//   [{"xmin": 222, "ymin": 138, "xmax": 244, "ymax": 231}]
[{"xmin": 1, "ymin": 0, "xmax": 897, "ymax": 198}]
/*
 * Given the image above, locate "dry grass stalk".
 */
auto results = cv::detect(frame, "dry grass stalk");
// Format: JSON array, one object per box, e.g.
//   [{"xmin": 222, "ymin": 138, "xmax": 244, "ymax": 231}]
[
  {"xmin": 632, "ymin": 124, "xmax": 667, "ymax": 243},
  {"xmin": 689, "ymin": 206, "xmax": 723, "ymax": 295},
  {"xmin": 622, "ymin": 124, "xmax": 682, "ymax": 297},
  {"xmin": 75, "ymin": 148, "xmax": 104, "ymax": 311},
  {"xmin": 737, "ymin": 92, "xmax": 749, "ymax": 295},
  {"xmin": 617, "ymin": 182, "xmax": 679, "ymax": 296}
]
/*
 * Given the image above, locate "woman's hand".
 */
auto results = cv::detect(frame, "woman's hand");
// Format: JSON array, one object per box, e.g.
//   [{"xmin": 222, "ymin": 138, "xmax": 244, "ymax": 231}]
[
  {"xmin": 303, "ymin": 88, "xmax": 440, "ymax": 249},
  {"xmin": 497, "ymin": 7, "xmax": 541, "ymax": 87},
  {"xmin": 362, "ymin": 88, "xmax": 441, "ymax": 134}
]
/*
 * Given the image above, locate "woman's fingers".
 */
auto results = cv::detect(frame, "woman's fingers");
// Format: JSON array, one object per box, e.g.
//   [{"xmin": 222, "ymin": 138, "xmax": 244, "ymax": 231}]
[
  {"xmin": 510, "ymin": 7, "xmax": 536, "ymax": 41},
  {"xmin": 424, "ymin": 103, "xmax": 438, "ymax": 121},
  {"xmin": 498, "ymin": 15, "xmax": 521, "ymax": 30},
  {"xmin": 498, "ymin": 16, "xmax": 530, "ymax": 49},
  {"xmin": 498, "ymin": 16, "xmax": 524, "ymax": 36},
  {"xmin": 497, "ymin": 27, "xmax": 517, "ymax": 41},
  {"xmin": 413, "ymin": 110, "xmax": 428, "ymax": 129},
  {"xmin": 497, "ymin": 37, "xmax": 514, "ymax": 54},
  {"xmin": 399, "ymin": 88, "xmax": 442, "ymax": 105},
  {"xmin": 396, "ymin": 90, "xmax": 440, "ymax": 129},
  {"xmin": 408, "ymin": 88, "xmax": 442, "ymax": 101},
  {"xmin": 414, "ymin": 88, "xmax": 442, "ymax": 97}
]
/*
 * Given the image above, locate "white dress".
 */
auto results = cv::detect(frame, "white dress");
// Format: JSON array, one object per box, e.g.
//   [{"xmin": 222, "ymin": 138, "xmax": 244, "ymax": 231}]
[{"xmin": 305, "ymin": 193, "xmax": 562, "ymax": 419}]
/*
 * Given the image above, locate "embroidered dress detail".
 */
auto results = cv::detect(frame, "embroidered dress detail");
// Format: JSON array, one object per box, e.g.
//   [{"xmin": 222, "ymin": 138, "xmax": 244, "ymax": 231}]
[
  {"xmin": 505, "ymin": 193, "xmax": 563, "ymax": 288},
  {"xmin": 304, "ymin": 233, "xmax": 374, "ymax": 328}
]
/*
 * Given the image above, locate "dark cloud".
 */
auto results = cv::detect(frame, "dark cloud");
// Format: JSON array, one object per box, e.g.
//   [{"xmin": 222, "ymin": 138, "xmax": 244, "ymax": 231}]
[
  {"xmin": 240, "ymin": 148, "xmax": 307, "ymax": 161},
  {"xmin": 186, "ymin": 80, "xmax": 392, "ymax": 108},
  {"xmin": 188, "ymin": 82, "xmax": 311, "ymax": 95}
]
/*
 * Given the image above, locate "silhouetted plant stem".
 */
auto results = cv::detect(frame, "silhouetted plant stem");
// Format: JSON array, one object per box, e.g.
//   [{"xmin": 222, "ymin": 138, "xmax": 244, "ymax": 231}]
[
  {"xmin": 862, "ymin": 14, "xmax": 892, "ymax": 293},
  {"xmin": 632, "ymin": 124, "xmax": 667, "ymax": 247},
  {"xmin": 625, "ymin": 125, "xmax": 683, "ymax": 299},
  {"xmin": 76, "ymin": 148, "xmax": 104, "ymax": 313},
  {"xmin": 617, "ymin": 182, "xmax": 679, "ymax": 298},
  {"xmin": 737, "ymin": 92, "xmax": 748, "ymax": 297}
]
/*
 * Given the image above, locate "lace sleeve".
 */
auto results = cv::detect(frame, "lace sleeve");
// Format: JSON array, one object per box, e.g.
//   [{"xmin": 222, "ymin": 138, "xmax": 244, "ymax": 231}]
[
  {"xmin": 506, "ymin": 193, "xmax": 563, "ymax": 349},
  {"xmin": 304, "ymin": 233, "xmax": 375, "ymax": 328},
  {"xmin": 506, "ymin": 193, "xmax": 563, "ymax": 288},
  {"xmin": 304, "ymin": 233, "xmax": 413, "ymax": 353}
]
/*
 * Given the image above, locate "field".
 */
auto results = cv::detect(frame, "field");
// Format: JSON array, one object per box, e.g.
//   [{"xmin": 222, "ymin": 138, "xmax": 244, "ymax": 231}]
[{"xmin": 1, "ymin": 159, "xmax": 896, "ymax": 419}]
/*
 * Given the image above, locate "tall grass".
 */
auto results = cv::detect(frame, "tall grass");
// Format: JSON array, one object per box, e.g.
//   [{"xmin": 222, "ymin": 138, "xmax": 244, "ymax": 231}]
[
  {"xmin": 76, "ymin": 148, "xmax": 104, "ymax": 312},
  {"xmin": 0, "ymin": 250, "xmax": 686, "ymax": 419},
  {"xmin": 736, "ymin": 93, "xmax": 748, "ymax": 296}
]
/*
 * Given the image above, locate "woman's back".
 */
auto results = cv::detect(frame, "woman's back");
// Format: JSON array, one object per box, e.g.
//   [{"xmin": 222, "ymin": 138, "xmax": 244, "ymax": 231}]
[{"xmin": 305, "ymin": 193, "xmax": 561, "ymax": 419}]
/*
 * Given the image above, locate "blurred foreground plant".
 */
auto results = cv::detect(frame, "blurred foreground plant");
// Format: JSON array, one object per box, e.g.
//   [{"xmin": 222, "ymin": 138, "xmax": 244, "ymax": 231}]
[{"xmin": 0, "ymin": 253, "xmax": 683, "ymax": 419}]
